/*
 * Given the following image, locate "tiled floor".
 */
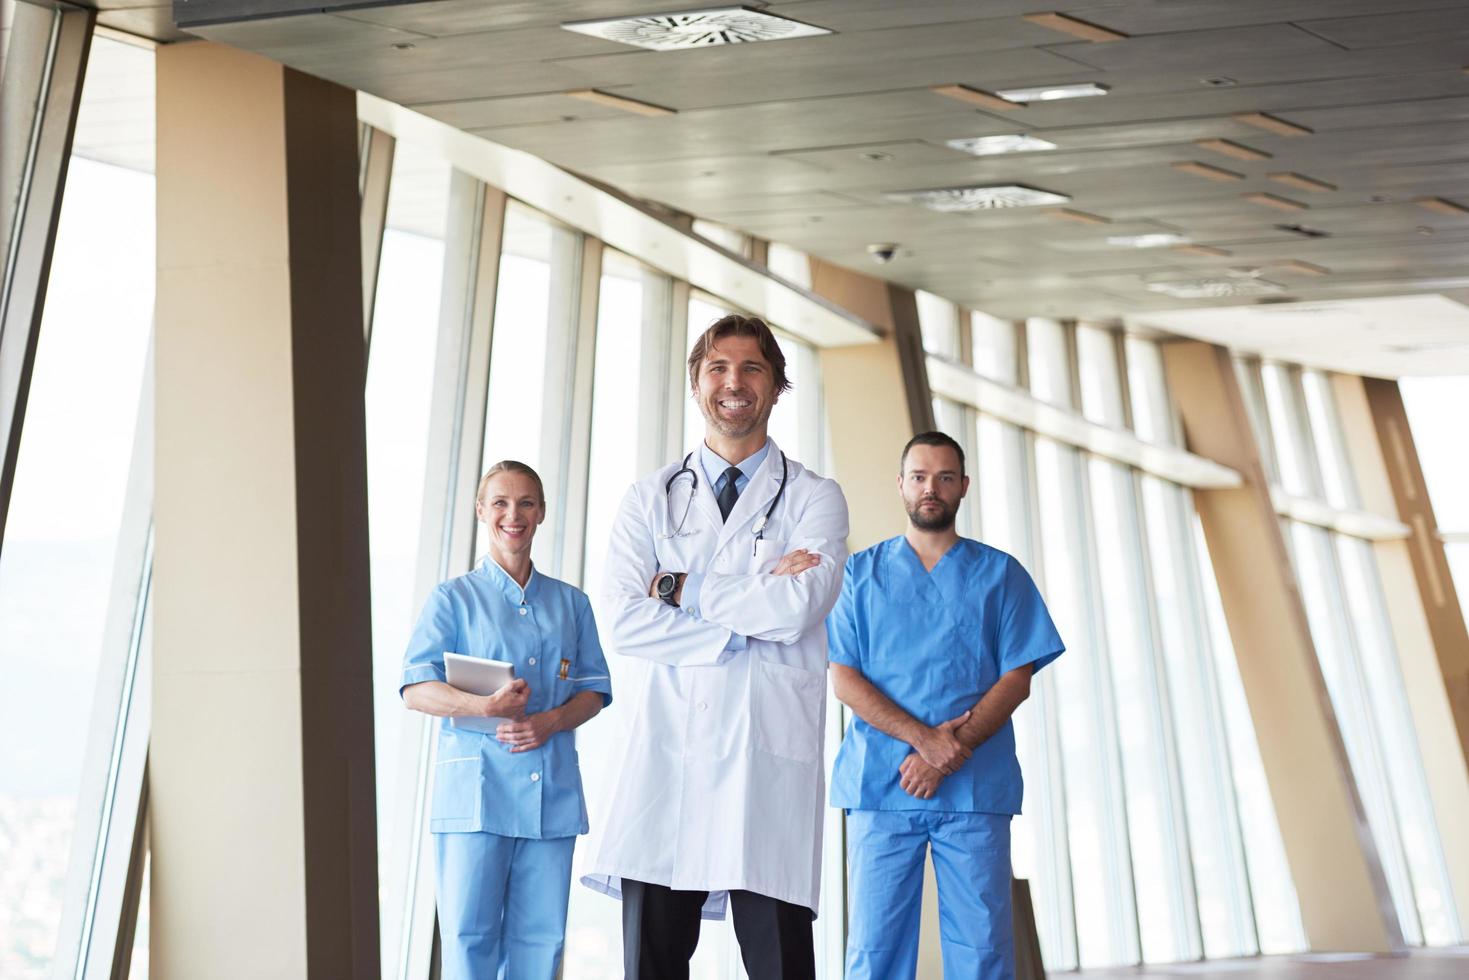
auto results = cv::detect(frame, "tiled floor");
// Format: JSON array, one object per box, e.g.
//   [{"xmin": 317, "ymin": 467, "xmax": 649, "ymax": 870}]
[{"xmin": 1077, "ymin": 948, "xmax": 1469, "ymax": 979}]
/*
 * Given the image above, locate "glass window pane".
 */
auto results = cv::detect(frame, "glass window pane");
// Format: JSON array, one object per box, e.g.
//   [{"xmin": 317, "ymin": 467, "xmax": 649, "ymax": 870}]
[
  {"xmin": 766, "ymin": 242, "xmax": 811, "ymax": 289},
  {"xmin": 365, "ymin": 138, "xmax": 451, "ymax": 936},
  {"xmin": 0, "ymin": 35, "xmax": 154, "ymax": 979},
  {"xmin": 1033, "ymin": 436, "xmax": 1139, "ymax": 968},
  {"xmin": 1142, "ymin": 478, "xmax": 1259, "ymax": 958},
  {"xmin": 1400, "ymin": 378, "xmax": 1469, "ymax": 532},
  {"xmin": 916, "ymin": 290, "xmax": 960, "ymax": 360},
  {"xmin": 565, "ymin": 251, "xmax": 659, "ymax": 978},
  {"xmin": 972, "ymin": 312, "xmax": 1019, "ymax": 385},
  {"xmin": 479, "ymin": 203, "xmax": 582, "ymax": 566},
  {"xmin": 683, "ymin": 294, "xmax": 731, "ymax": 452},
  {"xmin": 1191, "ymin": 520, "xmax": 1308, "ymax": 954},
  {"xmin": 691, "ymin": 218, "xmax": 750, "ymax": 258}
]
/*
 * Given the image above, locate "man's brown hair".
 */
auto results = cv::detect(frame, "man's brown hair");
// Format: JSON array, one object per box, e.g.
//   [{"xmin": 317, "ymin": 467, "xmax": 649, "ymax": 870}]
[{"xmin": 686, "ymin": 314, "xmax": 792, "ymax": 395}]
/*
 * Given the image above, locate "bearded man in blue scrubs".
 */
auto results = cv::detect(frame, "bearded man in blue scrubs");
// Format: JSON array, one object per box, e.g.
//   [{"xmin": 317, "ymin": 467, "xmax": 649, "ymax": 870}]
[{"xmin": 828, "ymin": 431, "xmax": 1064, "ymax": 980}]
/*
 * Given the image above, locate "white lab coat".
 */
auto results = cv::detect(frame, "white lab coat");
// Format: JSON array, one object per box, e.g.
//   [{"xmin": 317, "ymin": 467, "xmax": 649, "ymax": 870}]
[{"xmin": 581, "ymin": 440, "xmax": 848, "ymax": 917}]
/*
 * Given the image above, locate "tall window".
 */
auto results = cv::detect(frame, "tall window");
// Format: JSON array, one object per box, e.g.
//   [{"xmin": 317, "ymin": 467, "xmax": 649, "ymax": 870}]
[
  {"xmin": 962, "ymin": 316, "xmax": 1306, "ymax": 969},
  {"xmin": 0, "ymin": 34, "xmax": 155, "ymax": 980},
  {"xmin": 479, "ymin": 203, "xmax": 583, "ymax": 572},
  {"xmin": 1400, "ymin": 378, "xmax": 1469, "ymax": 617},
  {"xmin": 364, "ymin": 138, "xmax": 453, "ymax": 960},
  {"xmin": 1252, "ymin": 361, "xmax": 1460, "ymax": 947}
]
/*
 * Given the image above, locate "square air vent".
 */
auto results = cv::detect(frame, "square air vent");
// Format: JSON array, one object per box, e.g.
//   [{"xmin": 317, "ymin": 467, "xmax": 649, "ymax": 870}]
[
  {"xmin": 886, "ymin": 185, "xmax": 1070, "ymax": 212},
  {"xmin": 562, "ymin": 7, "xmax": 831, "ymax": 50}
]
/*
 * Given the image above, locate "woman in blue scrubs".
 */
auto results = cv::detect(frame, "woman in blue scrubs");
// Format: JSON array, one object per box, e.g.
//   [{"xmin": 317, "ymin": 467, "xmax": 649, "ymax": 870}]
[{"xmin": 401, "ymin": 460, "xmax": 612, "ymax": 980}]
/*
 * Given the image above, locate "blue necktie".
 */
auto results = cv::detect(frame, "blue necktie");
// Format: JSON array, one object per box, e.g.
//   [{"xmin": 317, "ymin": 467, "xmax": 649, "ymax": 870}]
[{"xmin": 716, "ymin": 466, "xmax": 742, "ymax": 522}]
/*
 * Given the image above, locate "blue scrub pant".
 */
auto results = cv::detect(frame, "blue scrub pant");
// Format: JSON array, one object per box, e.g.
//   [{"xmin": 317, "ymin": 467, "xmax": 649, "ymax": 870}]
[
  {"xmin": 845, "ymin": 810, "xmax": 1013, "ymax": 980},
  {"xmin": 434, "ymin": 831, "xmax": 576, "ymax": 980}
]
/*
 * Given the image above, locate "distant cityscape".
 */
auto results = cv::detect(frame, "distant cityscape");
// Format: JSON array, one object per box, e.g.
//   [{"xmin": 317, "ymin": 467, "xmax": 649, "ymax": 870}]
[{"xmin": 0, "ymin": 797, "xmax": 74, "ymax": 980}]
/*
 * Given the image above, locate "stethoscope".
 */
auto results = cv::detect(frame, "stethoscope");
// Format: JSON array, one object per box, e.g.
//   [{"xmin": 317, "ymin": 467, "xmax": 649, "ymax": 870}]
[{"xmin": 662, "ymin": 450, "xmax": 789, "ymax": 550}]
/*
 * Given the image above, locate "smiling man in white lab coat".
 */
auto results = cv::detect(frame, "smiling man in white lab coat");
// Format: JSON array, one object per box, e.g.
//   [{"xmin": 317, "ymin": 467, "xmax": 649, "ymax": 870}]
[{"xmin": 582, "ymin": 313, "xmax": 849, "ymax": 980}]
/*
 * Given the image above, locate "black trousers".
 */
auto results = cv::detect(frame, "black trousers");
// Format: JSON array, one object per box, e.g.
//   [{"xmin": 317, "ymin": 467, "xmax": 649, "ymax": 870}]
[{"xmin": 621, "ymin": 878, "xmax": 816, "ymax": 980}]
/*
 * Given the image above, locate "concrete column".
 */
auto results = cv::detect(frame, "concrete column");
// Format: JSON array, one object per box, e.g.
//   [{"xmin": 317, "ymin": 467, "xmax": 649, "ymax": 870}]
[
  {"xmin": 1161, "ymin": 340, "xmax": 1397, "ymax": 952},
  {"xmin": 808, "ymin": 258, "xmax": 931, "ymax": 550},
  {"xmin": 1342, "ymin": 376, "xmax": 1469, "ymax": 932},
  {"xmin": 153, "ymin": 41, "xmax": 378, "ymax": 978}
]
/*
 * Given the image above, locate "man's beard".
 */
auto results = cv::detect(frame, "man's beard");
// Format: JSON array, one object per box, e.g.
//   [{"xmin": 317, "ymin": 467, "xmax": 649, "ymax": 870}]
[
  {"xmin": 907, "ymin": 497, "xmax": 956, "ymax": 531},
  {"xmin": 702, "ymin": 397, "xmax": 770, "ymax": 439}
]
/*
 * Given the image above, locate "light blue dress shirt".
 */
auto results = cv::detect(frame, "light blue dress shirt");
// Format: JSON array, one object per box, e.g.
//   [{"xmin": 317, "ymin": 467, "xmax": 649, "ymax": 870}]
[
  {"xmin": 828, "ymin": 536, "xmax": 1064, "ymax": 814},
  {"xmin": 676, "ymin": 440, "xmax": 771, "ymax": 650},
  {"xmin": 401, "ymin": 558, "xmax": 613, "ymax": 838}
]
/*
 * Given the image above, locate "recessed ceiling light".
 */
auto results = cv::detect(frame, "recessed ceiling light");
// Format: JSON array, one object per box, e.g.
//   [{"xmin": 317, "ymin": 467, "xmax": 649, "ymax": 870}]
[
  {"xmin": 929, "ymin": 84, "xmax": 1022, "ymax": 111},
  {"xmin": 1173, "ymin": 161, "xmax": 1244, "ymax": 182},
  {"xmin": 562, "ymin": 7, "xmax": 831, "ymax": 50},
  {"xmin": 886, "ymin": 184, "xmax": 1070, "ymax": 211},
  {"xmin": 995, "ymin": 82, "xmax": 1109, "ymax": 103},
  {"xmin": 1022, "ymin": 12, "xmax": 1127, "ymax": 42},
  {"xmin": 1243, "ymin": 191, "xmax": 1308, "ymax": 212},
  {"xmin": 1233, "ymin": 111, "xmax": 1313, "ymax": 137},
  {"xmin": 1147, "ymin": 278, "xmax": 1285, "ymax": 299},
  {"xmin": 564, "ymin": 88, "xmax": 676, "ymax": 117},
  {"xmin": 946, "ymin": 134, "xmax": 1058, "ymax": 156},
  {"xmin": 1269, "ymin": 172, "xmax": 1337, "ymax": 193},
  {"xmin": 1108, "ymin": 232, "xmax": 1190, "ymax": 248},
  {"xmin": 1195, "ymin": 138, "xmax": 1271, "ymax": 161}
]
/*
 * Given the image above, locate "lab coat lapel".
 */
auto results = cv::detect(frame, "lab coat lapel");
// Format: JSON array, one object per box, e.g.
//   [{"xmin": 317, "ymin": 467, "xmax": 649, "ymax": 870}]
[
  {"xmin": 685, "ymin": 451, "xmax": 723, "ymax": 533},
  {"xmin": 715, "ymin": 440, "xmax": 782, "ymax": 556}
]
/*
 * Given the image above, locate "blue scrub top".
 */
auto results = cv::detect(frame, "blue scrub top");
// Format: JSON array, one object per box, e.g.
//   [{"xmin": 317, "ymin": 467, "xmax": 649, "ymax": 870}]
[
  {"xmin": 401, "ymin": 558, "xmax": 613, "ymax": 838},
  {"xmin": 828, "ymin": 537, "xmax": 1064, "ymax": 814}
]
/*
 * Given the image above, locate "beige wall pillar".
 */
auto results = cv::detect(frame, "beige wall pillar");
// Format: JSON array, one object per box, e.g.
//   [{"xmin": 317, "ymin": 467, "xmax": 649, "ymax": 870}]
[
  {"xmin": 1161, "ymin": 340, "xmax": 1397, "ymax": 952},
  {"xmin": 809, "ymin": 258, "xmax": 931, "ymax": 551},
  {"xmin": 154, "ymin": 42, "xmax": 378, "ymax": 978},
  {"xmin": 1341, "ymin": 376, "xmax": 1469, "ymax": 932}
]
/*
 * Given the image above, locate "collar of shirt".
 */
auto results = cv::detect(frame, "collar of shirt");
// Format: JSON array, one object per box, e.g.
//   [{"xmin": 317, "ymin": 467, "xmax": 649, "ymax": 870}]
[
  {"xmin": 699, "ymin": 438, "xmax": 771, "ymax": 498},
  {"xmin": 477, "ymin": 555, "xmax": 542, "ymax": 606}
]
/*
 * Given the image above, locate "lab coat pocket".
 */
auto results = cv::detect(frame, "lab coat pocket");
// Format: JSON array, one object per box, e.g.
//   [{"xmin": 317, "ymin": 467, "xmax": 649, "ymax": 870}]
[
  {"xmin": 751, "ymin": 537, "xmax": 786, "ymax": 574},
  {"xmin": 751, "ymin": 659, "xmax": 824, "ymax": 762},
  {"xmin": 430, "ymin": 755, "xmax": 483, "ymax": 832}
]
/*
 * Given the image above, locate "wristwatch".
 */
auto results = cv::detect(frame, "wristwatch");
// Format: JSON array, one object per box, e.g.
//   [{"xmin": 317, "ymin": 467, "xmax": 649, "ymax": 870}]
[{"xmin": 655, "ymin": 571, "xmax": 685, "ymax": 606}]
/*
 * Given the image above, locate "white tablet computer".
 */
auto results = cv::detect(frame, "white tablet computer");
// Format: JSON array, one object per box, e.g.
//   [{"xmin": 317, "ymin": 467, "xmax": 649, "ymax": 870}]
[{"xmin": 444, "ymin": 652, "xmax": 516, "ymax": 735}]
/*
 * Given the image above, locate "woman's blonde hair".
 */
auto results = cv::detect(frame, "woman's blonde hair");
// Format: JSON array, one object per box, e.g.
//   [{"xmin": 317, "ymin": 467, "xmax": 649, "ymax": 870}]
[{"xmin": 476, "ymin": 460, "xmax": 544, "ymax": 505}]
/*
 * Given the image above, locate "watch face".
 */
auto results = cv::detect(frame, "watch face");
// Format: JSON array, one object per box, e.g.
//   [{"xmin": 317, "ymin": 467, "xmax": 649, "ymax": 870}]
[{"xmin": 657, "ymin": 573, "xmax": 676, "ymax": 598}]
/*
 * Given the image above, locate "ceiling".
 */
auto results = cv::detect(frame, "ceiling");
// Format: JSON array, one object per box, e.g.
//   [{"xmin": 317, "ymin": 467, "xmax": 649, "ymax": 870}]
[{"xmin": 91, "ymin": 0, "xmax": 1469, "ymax": 372}]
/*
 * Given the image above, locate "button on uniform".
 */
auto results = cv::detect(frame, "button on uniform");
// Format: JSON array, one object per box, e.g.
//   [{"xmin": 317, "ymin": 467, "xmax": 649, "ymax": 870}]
[
  {"xmin": 697, "ymin": 701, "xmax": 708, "ymax": 712},
  {"xmin": 519, "ymin": 607, "xmax": 528, "ymax": 616},
  {"xmin": 529, "ymin": 657, "xmax": 537, "ymax": 666},
  {"xmin": 530, "ymin": 773, "xmax": 540, "ymax": 783}
]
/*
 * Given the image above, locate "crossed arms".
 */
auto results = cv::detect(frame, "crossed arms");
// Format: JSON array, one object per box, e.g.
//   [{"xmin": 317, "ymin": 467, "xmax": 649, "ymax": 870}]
[{"xmin": 606, "ymin": 478, "xmax": 849, "ymax": 665}]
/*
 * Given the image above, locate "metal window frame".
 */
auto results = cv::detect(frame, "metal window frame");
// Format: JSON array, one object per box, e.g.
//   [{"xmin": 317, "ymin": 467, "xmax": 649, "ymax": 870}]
[
  {"xmin": 50, "ymin": 341, "xmax": 154, "ymax": 980},
  {"xmin": 359, "ymin": 123, "xmax": 395, "ymax": 348},
  {"xmin": 1078, "ymin": 327, "xmax": 1206, "ymax": 964},
  {"xmin": 0, "ymin": 0, "xmax": 93, "ymax": 547},
  {"xmin": 387, "ymin": 173, "xmax": 507, "ymax": 980}
]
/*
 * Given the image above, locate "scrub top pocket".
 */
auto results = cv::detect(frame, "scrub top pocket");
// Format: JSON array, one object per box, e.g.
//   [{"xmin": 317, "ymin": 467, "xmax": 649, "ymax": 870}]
[{"xmin": 430, "ymin": 754, "xmax": 483, "ymax": 832}]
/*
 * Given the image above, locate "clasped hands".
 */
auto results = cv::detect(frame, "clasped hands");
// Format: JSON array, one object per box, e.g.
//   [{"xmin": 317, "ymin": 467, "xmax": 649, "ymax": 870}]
[
  {"xmin": 645, "ymin": 548, "xmax": 821, "ymax": 598},
  {"xmin": 899, "ymin": 711, "xmax": 972, "ymax": 801},
  {"xmin": 481, "ymin": 679, "xmax": 557, "ymax": 754}
]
